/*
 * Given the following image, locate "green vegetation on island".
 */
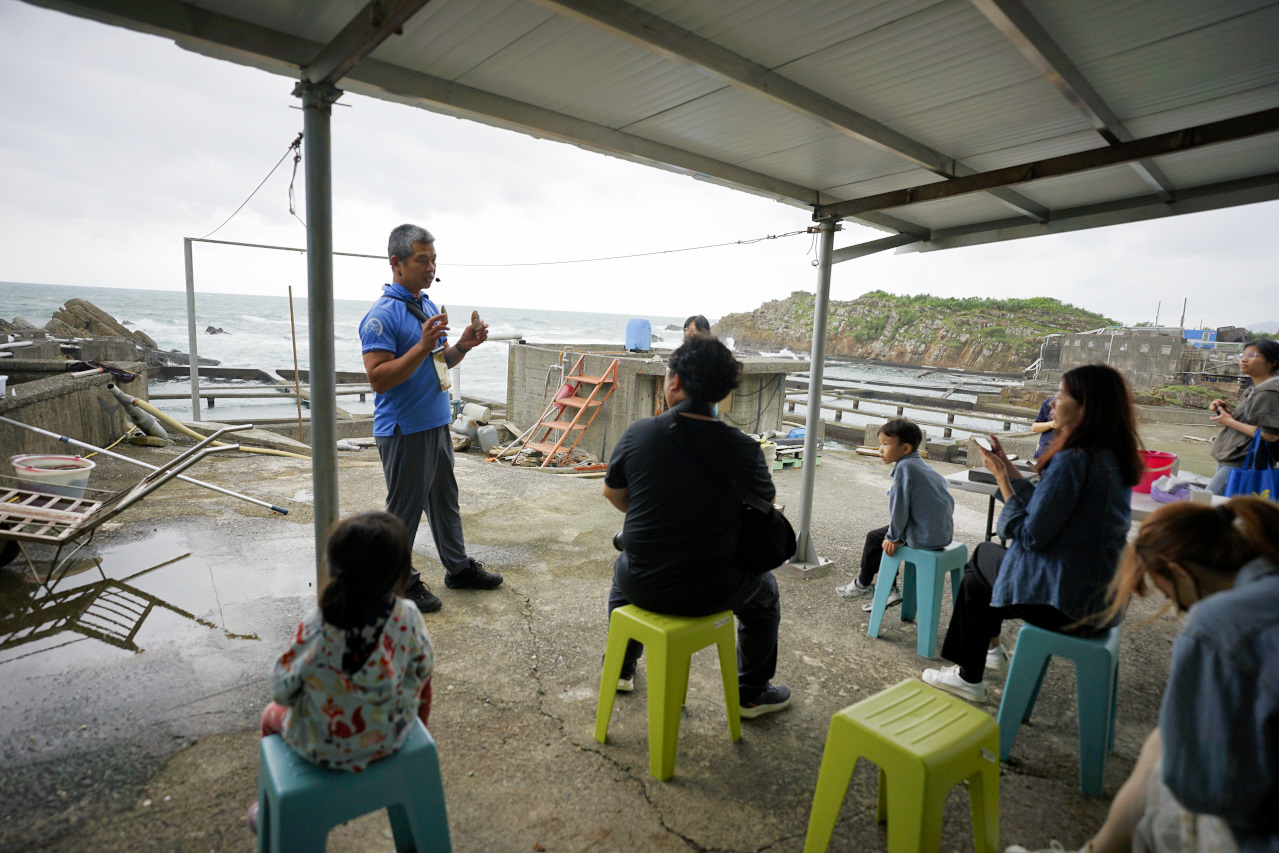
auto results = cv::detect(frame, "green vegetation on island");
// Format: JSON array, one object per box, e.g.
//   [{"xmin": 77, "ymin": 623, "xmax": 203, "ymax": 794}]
[{"xmin": 714, "ymin": 290, "xmax": 1119, "ymax": 373}]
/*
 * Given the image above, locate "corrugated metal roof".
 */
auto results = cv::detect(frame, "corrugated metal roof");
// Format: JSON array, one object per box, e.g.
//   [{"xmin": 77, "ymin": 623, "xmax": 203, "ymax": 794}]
[{"xmin": 25, "ymin": 0, "xmax": 1279, "ymax": 247}]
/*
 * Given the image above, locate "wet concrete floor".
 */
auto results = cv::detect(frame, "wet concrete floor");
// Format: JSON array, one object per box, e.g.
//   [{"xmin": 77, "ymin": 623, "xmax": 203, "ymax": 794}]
[{"xmin": 0, "ymin": 422, "xmax": 1201, "ymax": 852}]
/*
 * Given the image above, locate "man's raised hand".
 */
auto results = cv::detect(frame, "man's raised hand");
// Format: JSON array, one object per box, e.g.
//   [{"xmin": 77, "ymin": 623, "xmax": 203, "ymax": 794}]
[{"xmin": 420, "ymin": 312, "xmax": 449, "ymax": 351}]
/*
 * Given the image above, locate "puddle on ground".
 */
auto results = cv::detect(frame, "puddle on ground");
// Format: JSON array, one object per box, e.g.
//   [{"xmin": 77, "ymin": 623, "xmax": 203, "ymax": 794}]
[{"xmin": 0, "ymin": 521, "xmax": 315, "ymax": 682}]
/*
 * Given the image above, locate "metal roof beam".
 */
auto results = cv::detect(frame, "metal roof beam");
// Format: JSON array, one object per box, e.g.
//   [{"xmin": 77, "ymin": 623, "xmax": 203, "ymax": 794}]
[
  {"xmin": 530, "ymin": 0, "xmax": 1048, "ymax": 223},
  {"xmin": 970, "ymin": 0, "xmax": 1177, "ymax": 201},
  {"xmin": 831, "ymin": 234, "xmax": 920, "ymax": 265},
  {"xmin": 815, "ymin": 108, "xmax": 1279, "ymax": 220},
  {"xmin": 302, "ymin": 0, "xmax": 432, "ymax": 86},
  {"xmin": 908, "ymin": 171, "xmax": 1279, "ymax": 252}
]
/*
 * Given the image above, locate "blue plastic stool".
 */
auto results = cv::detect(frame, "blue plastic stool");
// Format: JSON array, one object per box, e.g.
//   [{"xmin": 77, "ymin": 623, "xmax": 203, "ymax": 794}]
[
  {"xmin": 256, "ymin": 719, "xmax": 452, "ymax": 853},
  {"xmin": 867, "ymin": 543, "xmax": 967, "ymax": 658},
  {"xmin": 996, "ymin": 623, "xmax": 1121, "ymax": 796}
]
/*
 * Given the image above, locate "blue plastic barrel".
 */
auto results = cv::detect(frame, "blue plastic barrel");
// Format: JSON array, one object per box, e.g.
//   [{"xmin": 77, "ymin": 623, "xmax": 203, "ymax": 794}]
[
  {"xmin": 625, "ymin": 318, "xmax": 652, "ymax": 351},
  {"xmin": 787, "ymin": 427, "xmax": 806, "ymax": 439}
]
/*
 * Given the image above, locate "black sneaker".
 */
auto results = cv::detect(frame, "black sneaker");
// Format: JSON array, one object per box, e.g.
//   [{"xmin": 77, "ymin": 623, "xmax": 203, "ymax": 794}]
[
  {"xmin": 405, "ymin": 580, "xmax": 442, "ymax": 613},
  {"xmin": 740, "ymin": 684, "xmax": 792, "ymax": 719},
  {"xmin": 444, "ymin": 560, "xmax": 504, "ymax": 590}
]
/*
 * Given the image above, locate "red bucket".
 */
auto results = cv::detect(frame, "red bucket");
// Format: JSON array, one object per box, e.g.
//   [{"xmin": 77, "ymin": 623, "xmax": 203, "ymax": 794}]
[{"xmin": 1136, "ymin": 450, "xmax": 1177, "ymax": 493}]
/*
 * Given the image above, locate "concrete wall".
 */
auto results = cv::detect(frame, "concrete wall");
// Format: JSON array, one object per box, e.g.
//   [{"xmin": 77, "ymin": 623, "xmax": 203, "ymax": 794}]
[
  {"xmin": 1045, "ymin": 333, "xmax": 1183, "ymax": 389},
  {"xmin": 0, "ymin": 361, "xmax": 150, "ymax": 463},
  {"xmin": 506, "ymin": 344, "xmax": 802, "ymax": 463}
]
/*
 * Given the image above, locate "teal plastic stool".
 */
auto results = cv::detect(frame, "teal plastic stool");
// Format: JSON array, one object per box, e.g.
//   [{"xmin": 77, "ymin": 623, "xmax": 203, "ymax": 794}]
[
  {"xmin": 256, "ymin": 719, "xmax": 452, "ymax": 852},
  {"xmin": 867, "ymin": 542, "xmax": 967, "ymax": 658},
  {"xmin": 996, "ymin": 623, "xmax": 1121, "ymax": 796}
]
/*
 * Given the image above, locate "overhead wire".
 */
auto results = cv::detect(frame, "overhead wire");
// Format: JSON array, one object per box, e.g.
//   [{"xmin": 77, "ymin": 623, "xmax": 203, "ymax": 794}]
[
  {"xmin": 199, "ymin": 132, "xmax": 303, "ymax": 241},
  {"xmin": 442, "ymin": 230, "xmax": 810, "ymax": 268}
]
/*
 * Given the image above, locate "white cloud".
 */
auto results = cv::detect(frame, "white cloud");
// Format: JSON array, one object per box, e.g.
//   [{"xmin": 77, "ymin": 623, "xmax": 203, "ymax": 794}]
[{"xmin": 2, "ymin": 1, "xmax": 1276, "ymax": 329}]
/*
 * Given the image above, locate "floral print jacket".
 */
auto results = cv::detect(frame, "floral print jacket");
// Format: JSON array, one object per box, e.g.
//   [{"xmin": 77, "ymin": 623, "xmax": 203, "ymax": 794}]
[{"xmin": 271, "ymin": 598, "xmax": 433, "ymax": 772}]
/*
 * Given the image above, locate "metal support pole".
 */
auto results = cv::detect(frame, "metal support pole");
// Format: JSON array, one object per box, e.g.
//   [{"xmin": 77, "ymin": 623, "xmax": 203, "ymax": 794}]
[
  {"xmin": 789, "ymin": 218, "xmax": 838, "ymax": 573},
  {"xmin": 183, "ymin": 238, "xmax": 201, "ymax": 421},
  {"xmin": 296, "ymin": 81, "xmax": 342, "ymax": 591}
]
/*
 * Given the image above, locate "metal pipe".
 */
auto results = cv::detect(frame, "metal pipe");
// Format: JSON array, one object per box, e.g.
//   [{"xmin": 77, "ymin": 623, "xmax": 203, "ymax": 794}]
[
  {"xmin": 299, "ymin": 82, "xmax": 342, "ymax": 590},
  {"xmin": 792, "ymin": 219, "xmax": 837, "ymax": 568},
  {"xmin": 183, "ymin": 237, "xmax": 201, "ymax": 422},
  {"xmin": 0, "ymin": 415, "xmax": 287, "ymax": 514}
]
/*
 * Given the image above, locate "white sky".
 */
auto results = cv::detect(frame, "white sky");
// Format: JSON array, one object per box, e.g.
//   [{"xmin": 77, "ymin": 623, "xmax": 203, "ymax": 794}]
[{"xmin": 2, "ymin": 1, "xmax": 1277, "ymax": 328}]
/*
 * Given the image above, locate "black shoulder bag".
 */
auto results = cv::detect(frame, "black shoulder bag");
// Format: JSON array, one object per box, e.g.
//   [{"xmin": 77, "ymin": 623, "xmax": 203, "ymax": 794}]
[{"xmin": 663, "ymin": 411, "xmax": 796, "ymax": 574}]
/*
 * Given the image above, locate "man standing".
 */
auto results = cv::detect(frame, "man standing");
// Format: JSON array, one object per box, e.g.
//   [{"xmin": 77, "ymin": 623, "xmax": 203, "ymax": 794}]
[
  {"xmin": 359, "ymin": 224, "xmax": 503, "ymax": 613},
  {"xmin": 602, "ymin": 336, "xmax": 791, "ymax": 718}
]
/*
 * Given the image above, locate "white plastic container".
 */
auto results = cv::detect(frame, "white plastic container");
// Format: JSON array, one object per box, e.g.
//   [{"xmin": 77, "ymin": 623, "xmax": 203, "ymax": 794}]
[
  {"xmin": 10, "ymin": 454, "xmax": 96, "ymax": 499},
  {"xmin": 477, "ymin": 424, "xmax": 499, "ymax": 455},
  {"xmin": 461, "ymin": 402, "xmax": 492, "ymax": 424}
]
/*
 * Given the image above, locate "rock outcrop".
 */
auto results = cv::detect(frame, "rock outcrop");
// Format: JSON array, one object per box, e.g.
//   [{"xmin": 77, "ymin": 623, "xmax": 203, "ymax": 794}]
[
  {"xmin": 47, "ymin": 298, "xmax": 158, "ymax": 348},
  {"xmin": 715, "ymin": 290, "xmax": 1115, "ymax": 374}
]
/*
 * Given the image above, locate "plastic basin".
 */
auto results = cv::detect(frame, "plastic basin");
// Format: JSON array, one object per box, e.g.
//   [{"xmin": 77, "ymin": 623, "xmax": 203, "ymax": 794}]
[{"xmin": 10, "ymin": 454, "xmax": 96, "ymax": 499}]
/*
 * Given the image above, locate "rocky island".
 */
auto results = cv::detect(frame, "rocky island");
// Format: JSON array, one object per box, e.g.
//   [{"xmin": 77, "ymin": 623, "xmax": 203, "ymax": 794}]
[{"xmin": 715, "ymin": 290, "xmax": 1116, "ymax": 374}]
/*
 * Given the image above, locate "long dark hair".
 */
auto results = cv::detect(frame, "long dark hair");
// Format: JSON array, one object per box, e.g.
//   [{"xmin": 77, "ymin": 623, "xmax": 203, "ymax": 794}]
[
  {"xmin": 320, "ymin": 511, "xmax": 413, "ymax": 629},
  {"xmin": 1038, "ymin": 363, "xmax": 1143, "ymax": 487},
  {"xmin": 1099, "ymin": 497, "xmax": 1279, "ymax": 624}
]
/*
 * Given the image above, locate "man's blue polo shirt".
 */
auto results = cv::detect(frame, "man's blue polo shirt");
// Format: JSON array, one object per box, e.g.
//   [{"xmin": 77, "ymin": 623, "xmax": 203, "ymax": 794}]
[{"xmin": 359, "ymin": 283, "xmax": 451, "ymax": 437}]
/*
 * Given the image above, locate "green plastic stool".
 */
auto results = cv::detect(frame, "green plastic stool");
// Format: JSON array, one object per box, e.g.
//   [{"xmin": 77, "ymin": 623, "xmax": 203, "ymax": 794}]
[
  {"xmin": 595, "ymin": 605, "xmax": 741, "ymax": 780},
  {"xmin": 803, "ymin": 679, "xmax": 999, "ymax": 853}
]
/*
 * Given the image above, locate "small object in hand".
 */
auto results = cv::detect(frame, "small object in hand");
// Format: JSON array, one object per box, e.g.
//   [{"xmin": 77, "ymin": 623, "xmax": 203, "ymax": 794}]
[
  {"xmin": 973, "ymin": 436, "xmax": 993, "ymax": 452},
  {"xmin": 471, "ymin": 310, "xmax": 483, "ymax": 333}
]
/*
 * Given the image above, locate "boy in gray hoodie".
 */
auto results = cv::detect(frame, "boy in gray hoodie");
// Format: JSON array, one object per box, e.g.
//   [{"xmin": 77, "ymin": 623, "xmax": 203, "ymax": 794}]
[{"xmin": 837, "ymin": 418, "xmax": 954, "ymax": 610}]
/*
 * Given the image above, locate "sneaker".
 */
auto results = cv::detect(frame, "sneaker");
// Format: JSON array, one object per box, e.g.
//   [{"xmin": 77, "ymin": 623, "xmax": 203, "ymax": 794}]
[
  {"xmin": 986, "ymin": 644, "xmax": 1010, "ymax": 672},
  {"xmin": 1005, "ymin": 842, "xmax": 1079, "ymax": 853},
  {"xmin": 405, "ymin": 580, "xmax": 443, "ymax": 613},
  {"xmin": 444, "ymin": 559, "xmax": 504, "ymax": 590},
  {"xmin": 740, "ymin": 684, "xmax": 792, "ymax": 719},
  {"xmin": 861, "ymin": 585, "xmax": 903, "ymax": 612},
  {"xmin": 836, "ymin": 578, "xmax": 873, "ymax": 599},
  {"xmin": 616, "ymin": 675, "xmax": 635, "ymax": 693},
  {"xmin": 245, "ymin": 801, "xmax": 259, "ymax": 834},
  {"xmin": 922, "ymin": 665, "xmax": 986, "ymax": 703}
]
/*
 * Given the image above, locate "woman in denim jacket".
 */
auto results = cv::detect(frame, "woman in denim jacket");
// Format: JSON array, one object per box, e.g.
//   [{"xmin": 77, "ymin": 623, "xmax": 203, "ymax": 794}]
[
  {"xmin": 923, "ymin": 363, "xmax": 1143, "ymax": 702},
  {"xmin": 1008, "ymin": 497, "xmax": 1279, "ymax": 853}
]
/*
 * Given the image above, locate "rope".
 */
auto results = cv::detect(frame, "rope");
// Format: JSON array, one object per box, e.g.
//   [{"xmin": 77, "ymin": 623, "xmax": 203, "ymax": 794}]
[{"xmin": 199, "ymin": 133, "xmax": 303, "ymax": 240}]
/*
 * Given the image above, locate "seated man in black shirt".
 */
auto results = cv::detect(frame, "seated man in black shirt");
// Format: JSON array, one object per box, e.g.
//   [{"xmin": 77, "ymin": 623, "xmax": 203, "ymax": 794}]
[{"xmin": 602, "ymin": 336, "xmax": 791, "ymax": 719}]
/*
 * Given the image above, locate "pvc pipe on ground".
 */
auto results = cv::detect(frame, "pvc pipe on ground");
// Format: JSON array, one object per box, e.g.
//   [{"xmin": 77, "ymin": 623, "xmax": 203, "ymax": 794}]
[{"xmin": 107, "ymin": 385, "xmax": 311, "ymax": 460}]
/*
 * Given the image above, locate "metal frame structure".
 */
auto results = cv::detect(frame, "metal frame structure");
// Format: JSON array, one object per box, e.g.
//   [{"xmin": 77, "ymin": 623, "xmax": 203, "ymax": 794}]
[{"xmin": 21, "ymin": 0, "xmax": 1279, "ymax": 577}]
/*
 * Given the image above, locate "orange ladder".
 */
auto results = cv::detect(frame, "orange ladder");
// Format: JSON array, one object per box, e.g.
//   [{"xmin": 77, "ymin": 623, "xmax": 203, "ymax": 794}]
[{"xmin": 517, "ymin": 356, "xmax": 618, "ymax": 468}]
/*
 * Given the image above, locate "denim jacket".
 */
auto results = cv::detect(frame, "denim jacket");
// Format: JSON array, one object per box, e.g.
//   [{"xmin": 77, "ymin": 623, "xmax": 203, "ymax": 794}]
[
  {"xmin": 1161, "ymin": 557, "xmax": 1279, "ymax": 853},
  {"xmin": 992, "ymin": 447, "xmax": 1131, "ymax": 622},
  {"xmin": 887, "ymin": 452, "xmax": 954, "ymax": 549}
]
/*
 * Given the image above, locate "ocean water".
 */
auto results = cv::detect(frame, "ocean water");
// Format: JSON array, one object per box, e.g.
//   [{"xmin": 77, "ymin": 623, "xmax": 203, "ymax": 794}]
[
  {"xmin": 1, "ymin": 280, "xmax": 1016, "ymax": 437},
  {"xmin": 1, "ymin": 280, "xmax": 689, "ymax": 419}
]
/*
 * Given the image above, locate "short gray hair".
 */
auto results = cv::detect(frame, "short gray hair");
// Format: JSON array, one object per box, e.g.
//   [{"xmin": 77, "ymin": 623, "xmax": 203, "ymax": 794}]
[{"xmin": 388, "ymin": 224, "xmax": 434, "ymax": 261}]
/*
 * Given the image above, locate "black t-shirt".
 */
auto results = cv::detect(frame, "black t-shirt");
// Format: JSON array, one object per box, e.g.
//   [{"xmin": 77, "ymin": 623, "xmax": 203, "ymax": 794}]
[{"xmin": 604, "ymin": 402, "xmax": 774, "ymax": 614}]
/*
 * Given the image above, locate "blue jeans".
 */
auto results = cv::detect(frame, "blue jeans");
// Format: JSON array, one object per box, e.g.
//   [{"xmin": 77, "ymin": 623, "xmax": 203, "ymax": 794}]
[{"xmin": 1206, "ymin": 461, "xmax": 1243, "ymax": 495}]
